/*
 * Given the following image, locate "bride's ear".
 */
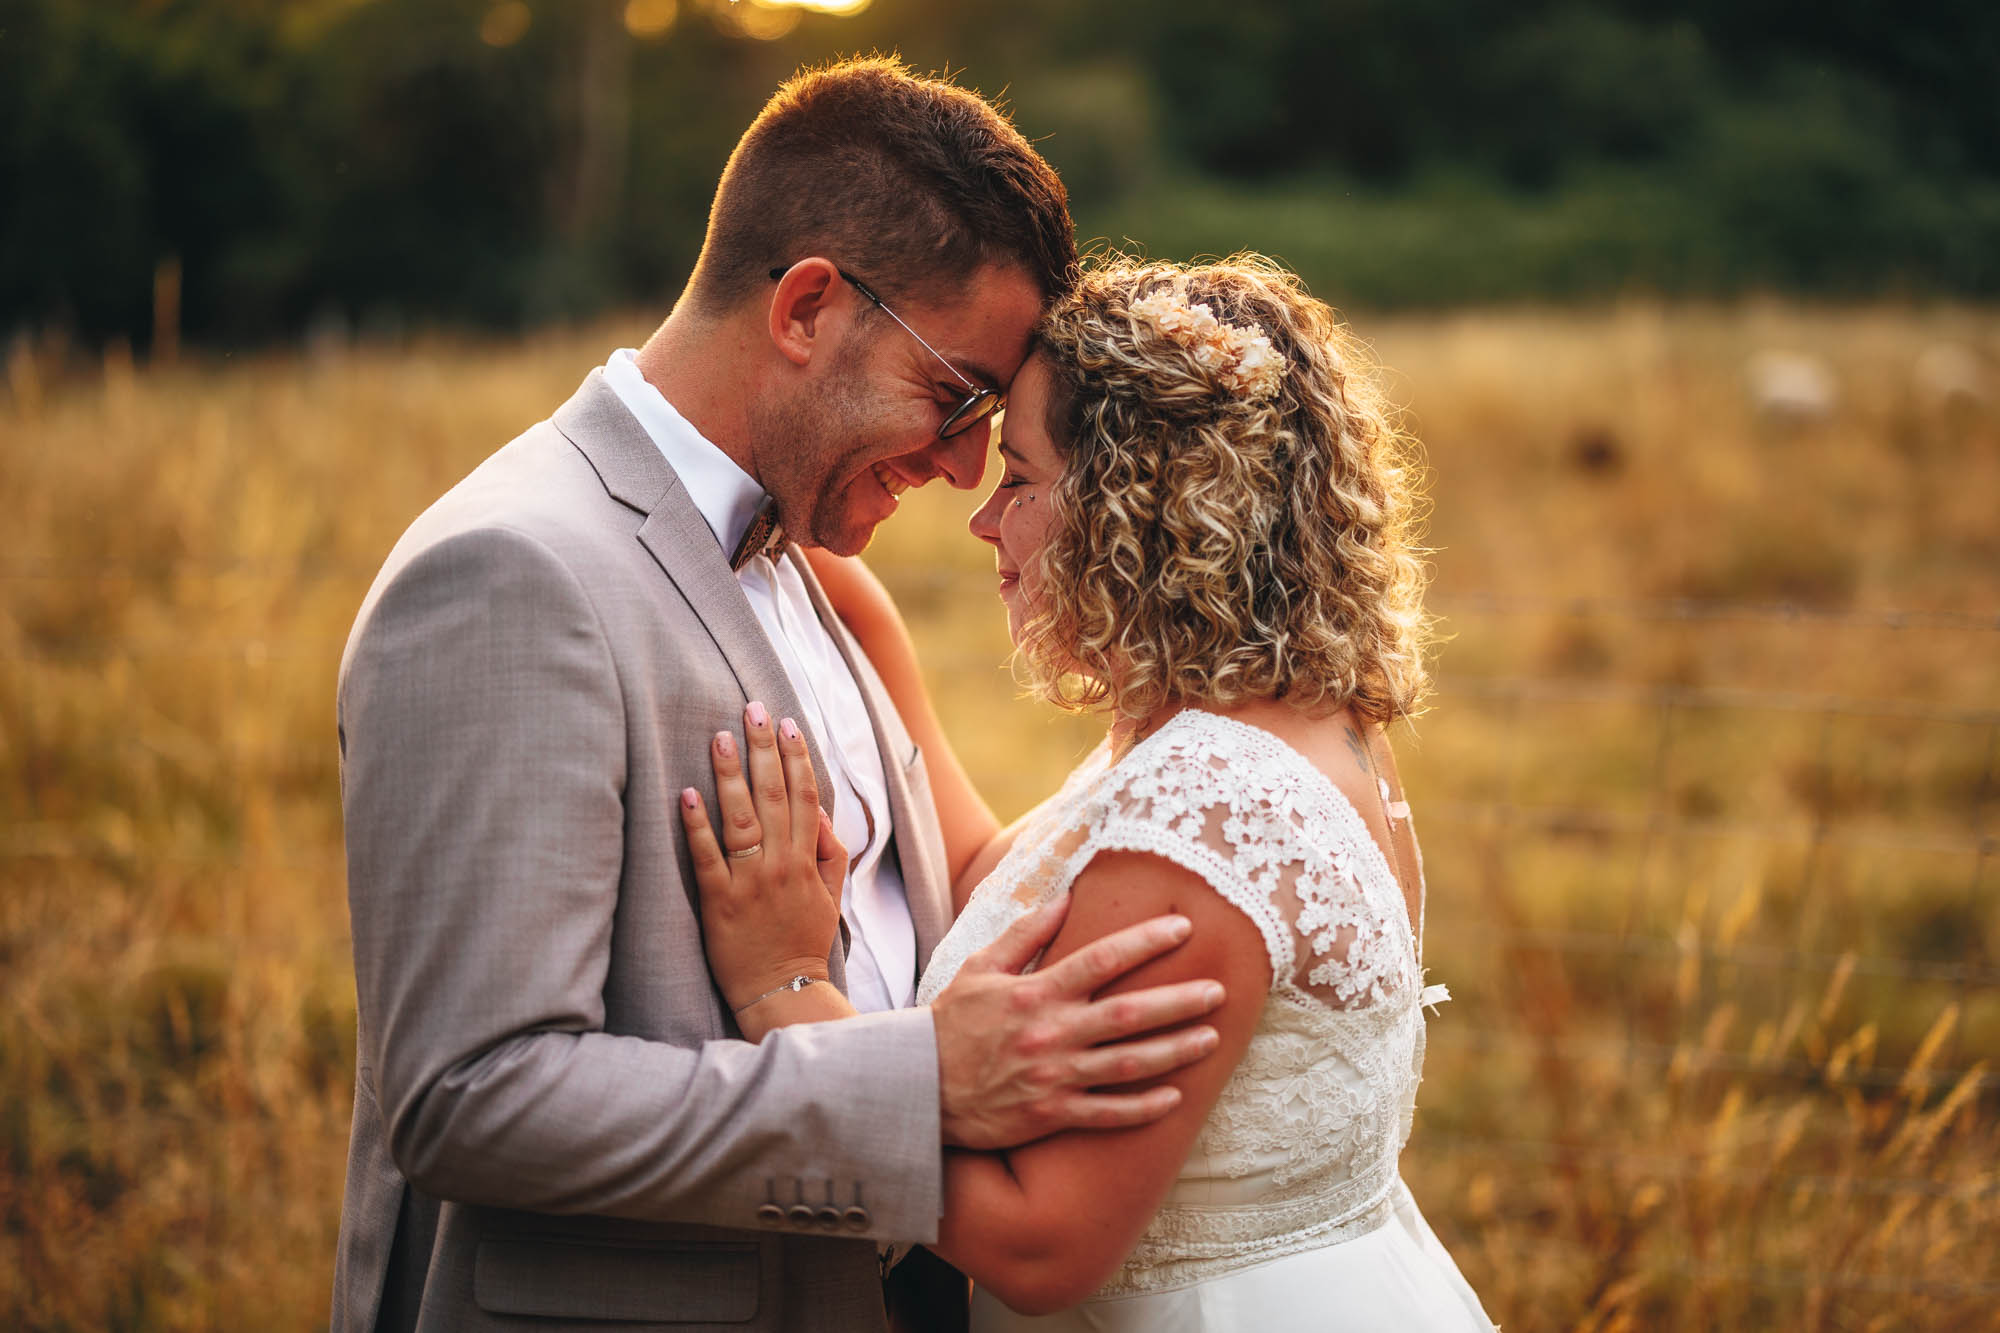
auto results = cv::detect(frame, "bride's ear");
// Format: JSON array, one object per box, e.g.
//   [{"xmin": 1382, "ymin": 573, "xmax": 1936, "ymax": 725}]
[{"xmin": 767, "ymin": 259, "xmax": 842, "ymax": 368}]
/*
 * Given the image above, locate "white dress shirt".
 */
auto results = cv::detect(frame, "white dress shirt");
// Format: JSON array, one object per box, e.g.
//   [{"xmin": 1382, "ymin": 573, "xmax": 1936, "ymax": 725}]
[{"xmin": 601, "ymin": 349, "xmax": 916, "ymax": 1012}]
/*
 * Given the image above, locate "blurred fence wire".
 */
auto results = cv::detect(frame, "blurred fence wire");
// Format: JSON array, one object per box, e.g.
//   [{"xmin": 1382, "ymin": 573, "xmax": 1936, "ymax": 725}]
[{"xmin": 7, "ymin": 566, "xmax": 2000, "ymax": 632}]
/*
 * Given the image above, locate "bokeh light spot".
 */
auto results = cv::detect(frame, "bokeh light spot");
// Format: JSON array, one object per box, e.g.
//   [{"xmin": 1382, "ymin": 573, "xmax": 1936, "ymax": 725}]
[
  {"xmin": 715, "ymin": 0, "xmax": 803, "ymax": 41},
  {"xmin": 624, "ymin": 0, "xmax": 678, "ymax": 39},
  {"xmin": 479, "ymin": 0, "xmax": 530, "ymax": 47}
]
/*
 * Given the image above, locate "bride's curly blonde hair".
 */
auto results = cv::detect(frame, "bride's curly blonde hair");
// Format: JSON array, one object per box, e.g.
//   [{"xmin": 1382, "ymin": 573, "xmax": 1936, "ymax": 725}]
[{"xmin": 1018, "ymin": 255, "xmax": 1431, "ymax": 724}]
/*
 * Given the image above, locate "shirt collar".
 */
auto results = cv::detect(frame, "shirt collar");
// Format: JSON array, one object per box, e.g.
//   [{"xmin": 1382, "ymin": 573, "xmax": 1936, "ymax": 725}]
[{"xmin": 600, "ymin": 348, "xmax": 766, "ymax": 557}]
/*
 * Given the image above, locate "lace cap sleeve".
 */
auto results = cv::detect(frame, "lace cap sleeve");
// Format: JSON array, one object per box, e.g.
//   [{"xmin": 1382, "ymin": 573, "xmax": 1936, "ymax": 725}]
[{"xmin": 1078, "ymin": 713, "xmax": 1419, "ymax": 1012}]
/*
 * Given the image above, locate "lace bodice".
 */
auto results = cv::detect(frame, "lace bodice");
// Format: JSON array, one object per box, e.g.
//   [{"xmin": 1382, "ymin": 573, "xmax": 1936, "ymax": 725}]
[{"xmin": 918, "ymin": 711, "xmax": 1448, "ymax": 1297}]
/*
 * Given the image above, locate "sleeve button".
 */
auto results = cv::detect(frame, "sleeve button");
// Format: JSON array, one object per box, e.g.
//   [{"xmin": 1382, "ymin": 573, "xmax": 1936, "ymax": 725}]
[
  {"xmin": 815, "ymin": 1206, "xmax": 842, "ymax": 1229},
  {"xmin": 787, "ymin": 1204, "xmax": 816, "ymax": 1227},
  {"xmin": 843, "ymin": 1206, "xmax": 871, "ymax": 1231},
  {"xmin": 756, "ymin": 1203, "xmax": 785, "ymax": 1225}
]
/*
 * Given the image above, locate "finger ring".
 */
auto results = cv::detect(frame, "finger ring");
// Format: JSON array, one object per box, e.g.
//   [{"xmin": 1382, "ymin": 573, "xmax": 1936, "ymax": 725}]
[{"xmin": 727, "ymin": 843, "xmax": 763, "ymax": 860}]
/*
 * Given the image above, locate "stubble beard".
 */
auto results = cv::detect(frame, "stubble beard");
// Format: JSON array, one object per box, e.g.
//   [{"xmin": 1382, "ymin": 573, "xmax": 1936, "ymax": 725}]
[{"xmin": 751, "ymin": 342, "xmax": 884, "ymax": 555}]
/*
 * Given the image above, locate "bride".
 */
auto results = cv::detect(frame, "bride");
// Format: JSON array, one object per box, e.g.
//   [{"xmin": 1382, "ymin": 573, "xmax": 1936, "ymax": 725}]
[{"xmin": 679, "ymin": 256, "xmax": 1495, "ymax": 1331}]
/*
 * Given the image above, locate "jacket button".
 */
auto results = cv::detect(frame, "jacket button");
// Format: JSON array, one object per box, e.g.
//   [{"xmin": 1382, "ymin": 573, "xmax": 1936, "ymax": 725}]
[
  {"xmin": 756, "ymin": 1203, "xmax": 784, "ymax": 1225},
  {"xmin": 843, "ymin": 1206, "xmax": 871, "ymax": 1231},
  {"xmin": 787, "ymin": 1204, "xmax": 816, "ymax": 1227}
]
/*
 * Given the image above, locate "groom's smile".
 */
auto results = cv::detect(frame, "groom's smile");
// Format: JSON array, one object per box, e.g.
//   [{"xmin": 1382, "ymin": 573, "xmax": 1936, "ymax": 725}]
[{"xmin": 871, "ymin": 462, "xmax": 913, "ymax": 499}]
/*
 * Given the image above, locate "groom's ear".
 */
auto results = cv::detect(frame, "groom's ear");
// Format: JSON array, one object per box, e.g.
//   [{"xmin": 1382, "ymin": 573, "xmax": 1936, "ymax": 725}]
[{"xmin": 767, "ymin": 260, "xmax": 842, "ymax": 368}]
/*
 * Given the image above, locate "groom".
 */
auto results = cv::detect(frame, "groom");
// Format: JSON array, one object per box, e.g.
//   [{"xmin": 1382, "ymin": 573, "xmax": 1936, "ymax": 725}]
[{"xmin": 332, "ymin": 57, "xmax": 1222, "ymax": 1333}]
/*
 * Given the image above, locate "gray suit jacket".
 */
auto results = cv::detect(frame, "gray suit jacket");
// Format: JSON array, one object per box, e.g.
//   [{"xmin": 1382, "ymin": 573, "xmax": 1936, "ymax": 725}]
[{"xmin": 331, "ymin": 370, "xmax": 957, "ymax": 1332}]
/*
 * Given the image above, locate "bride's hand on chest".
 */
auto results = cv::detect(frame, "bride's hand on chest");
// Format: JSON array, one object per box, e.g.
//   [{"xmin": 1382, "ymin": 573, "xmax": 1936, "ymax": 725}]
[{"xmin": 678, "ymin": 700, "xmax": 852, "ymax": 1035}]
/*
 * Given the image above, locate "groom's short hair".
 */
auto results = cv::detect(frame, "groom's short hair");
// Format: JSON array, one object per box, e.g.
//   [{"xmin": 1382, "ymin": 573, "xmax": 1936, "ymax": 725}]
[{"xmin": 685, "ymin": 56, "xmax": 1077, "ymax": 314}]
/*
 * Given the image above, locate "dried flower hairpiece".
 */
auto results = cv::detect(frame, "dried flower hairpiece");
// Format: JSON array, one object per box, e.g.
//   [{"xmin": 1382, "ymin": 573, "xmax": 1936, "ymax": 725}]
[{"xmin": 1128, "ymin": 288, "xmax": 1285, "ymax": 400}]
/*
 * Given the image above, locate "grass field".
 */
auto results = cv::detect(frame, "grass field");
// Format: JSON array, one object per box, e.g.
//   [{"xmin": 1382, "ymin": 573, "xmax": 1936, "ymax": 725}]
[{"xmin": 2, "ymin": 302, "xmax": 1996, "ymax": 1330}]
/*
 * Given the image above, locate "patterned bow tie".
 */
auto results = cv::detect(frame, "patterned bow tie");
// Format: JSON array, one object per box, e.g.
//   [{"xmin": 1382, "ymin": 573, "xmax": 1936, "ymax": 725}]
[{"xmin": 729, "ymin": 497, "xmax": 785, "ymax": 572}]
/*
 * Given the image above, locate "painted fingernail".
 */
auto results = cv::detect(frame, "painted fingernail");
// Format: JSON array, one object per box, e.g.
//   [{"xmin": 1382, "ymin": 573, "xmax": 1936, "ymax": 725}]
[
  {"xmin": 746, "ymin": 701, "xmax": 769, "ymax": 729},
  {"xmin": 715, "ymin": 731, "xmax": 735, "ymax": 757},
  {"xmin": 1196, "ymin": 1026, "xmax": 1220, "ymax": 1051},
  {"xmin": 779, "ymin": 717, "xmax": 801, "ymax": 743},
  {"xmin": 1168, "ymin": 915, "xmax": 1193, "ymax": 941},
  {"xmin": 1202, "ymin": 983, "xmax": 1226, "ymax": 1007},
  {"xmin": 681, "ymin": 788, "xmax": 699, "ymax": 809}
]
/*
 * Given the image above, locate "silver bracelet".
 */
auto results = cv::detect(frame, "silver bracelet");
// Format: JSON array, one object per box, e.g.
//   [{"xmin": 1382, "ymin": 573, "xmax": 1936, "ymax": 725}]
[{"xmin": 732, "ymin": 974, "xmax": 823, "ymax": 1015}]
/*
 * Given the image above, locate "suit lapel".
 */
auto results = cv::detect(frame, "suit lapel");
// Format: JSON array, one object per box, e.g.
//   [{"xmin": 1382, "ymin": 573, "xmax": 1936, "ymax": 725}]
[
  {"xmin": 789, "ymin": 549, "xmax": 953, "ymax": 970},
  {"xmin": 553, "ymin": 371, "xmax": 846, "ymax": 990}
]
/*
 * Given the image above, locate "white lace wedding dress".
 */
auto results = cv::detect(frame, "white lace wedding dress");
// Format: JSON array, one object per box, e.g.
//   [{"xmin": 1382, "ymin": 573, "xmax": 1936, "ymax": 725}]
[{"xmin": 917, "ymin": 710, "xmax": 1495, "ymax": 1331}]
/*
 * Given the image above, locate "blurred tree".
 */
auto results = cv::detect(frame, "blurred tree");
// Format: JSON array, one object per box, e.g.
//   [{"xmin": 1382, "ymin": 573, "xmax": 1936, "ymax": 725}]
[
  {"xmin": 294, "ymin": 0, "xmax": 560, "ymax": 327},
  {"xmin": 1636, "ymin": 0, "xmax": 2000, "ymax": 173},
  {"xmin": 2, "ymin": 0, "xmax": 1996, "ymax": 346},
  {"xmin": 1, "ymin": 0, "xmax": 290, "ymax": 342},
  {"xmin": 1483, "ymin": 10, "xmax": 1712, "ymax": 187}
]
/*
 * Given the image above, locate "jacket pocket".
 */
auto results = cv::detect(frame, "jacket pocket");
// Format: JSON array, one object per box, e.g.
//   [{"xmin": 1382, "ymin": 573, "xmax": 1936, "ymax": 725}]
[{"xmin": 473, "ymin": 1237, "xmax": 761, "ymax": 1323}]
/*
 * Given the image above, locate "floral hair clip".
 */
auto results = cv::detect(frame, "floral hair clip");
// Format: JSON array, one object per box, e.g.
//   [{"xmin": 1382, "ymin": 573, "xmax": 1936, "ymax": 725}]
[{"xmin": 1128, "ymin": 288, "xmax": 1285, "ymax": 400}]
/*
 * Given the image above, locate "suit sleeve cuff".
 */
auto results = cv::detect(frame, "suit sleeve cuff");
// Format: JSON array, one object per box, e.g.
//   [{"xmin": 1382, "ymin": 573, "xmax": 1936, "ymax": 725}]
[{"xmin": 758, "ymin": 1003, "xmax": 943, "ymax": 1243}]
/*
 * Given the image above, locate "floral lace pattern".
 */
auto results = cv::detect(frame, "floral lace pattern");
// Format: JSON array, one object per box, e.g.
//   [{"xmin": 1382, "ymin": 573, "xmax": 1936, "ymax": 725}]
[{"xmin": 917, "ymin": 711, "xmax": 1444, "ymax": 1297}]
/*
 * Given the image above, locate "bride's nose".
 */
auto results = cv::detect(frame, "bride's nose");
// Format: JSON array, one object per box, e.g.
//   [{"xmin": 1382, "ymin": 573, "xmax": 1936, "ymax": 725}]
[{"xmin": 968, "ymin": 483, "xmax": 1006, "ymax": 545}]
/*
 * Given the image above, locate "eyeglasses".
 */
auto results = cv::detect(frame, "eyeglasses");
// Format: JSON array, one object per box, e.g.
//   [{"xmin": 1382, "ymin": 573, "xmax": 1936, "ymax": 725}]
[{"xmin": 769, "ymin": 264, "xmax": 1004, "ymax": 440}]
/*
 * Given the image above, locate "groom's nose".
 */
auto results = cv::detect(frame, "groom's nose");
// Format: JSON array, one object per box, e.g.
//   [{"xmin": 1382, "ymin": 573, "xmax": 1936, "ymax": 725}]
[{"xmin": 927, "ymin": 415, "xmax": 993, "ymax": 491}]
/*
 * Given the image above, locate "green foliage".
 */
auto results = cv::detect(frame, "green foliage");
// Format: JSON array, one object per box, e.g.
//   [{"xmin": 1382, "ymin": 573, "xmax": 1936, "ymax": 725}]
[
  {"xmin": 0, "ymin": 0, "xmax": 290, "ymax": 337},
  {"xmin": 2, "ymin": 0, "xmax": 1997, "ymax": 344}
]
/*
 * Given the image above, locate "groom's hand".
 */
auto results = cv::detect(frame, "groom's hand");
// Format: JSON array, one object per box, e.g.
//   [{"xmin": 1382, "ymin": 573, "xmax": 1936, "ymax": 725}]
[{"xmin": 930, "ymin": 898, "xmax": 1225, "ymax": 1150}]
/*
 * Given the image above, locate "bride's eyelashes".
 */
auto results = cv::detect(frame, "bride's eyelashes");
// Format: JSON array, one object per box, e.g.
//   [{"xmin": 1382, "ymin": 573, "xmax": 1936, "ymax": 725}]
[{"xmin": 996, "ymin": 473, "xmax": 1031, "ymax": 491}]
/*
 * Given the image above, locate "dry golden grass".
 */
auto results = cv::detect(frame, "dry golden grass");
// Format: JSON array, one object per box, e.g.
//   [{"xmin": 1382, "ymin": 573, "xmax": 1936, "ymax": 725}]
[{"xmin": 2, "ymin": 303, "xmax": 1996, "ymax": 1330}]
